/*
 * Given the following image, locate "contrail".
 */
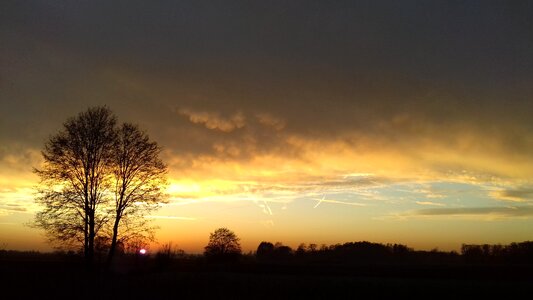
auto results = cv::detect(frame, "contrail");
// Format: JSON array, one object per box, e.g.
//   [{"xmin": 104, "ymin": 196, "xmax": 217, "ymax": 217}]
[
  {"xmin": 264, "ymin": 200, "xmax": 273, "ymax": 215},
  {"xmin": 145, "ymin": 215, "xmax": 197, "ymax": 220},
  {"xmin": 314, "ymin": 194, "xmax": 326, "ymax": 208},
  {"xmin": 313, "ymin": 195, "xmax": 365, "ymax": 208}
]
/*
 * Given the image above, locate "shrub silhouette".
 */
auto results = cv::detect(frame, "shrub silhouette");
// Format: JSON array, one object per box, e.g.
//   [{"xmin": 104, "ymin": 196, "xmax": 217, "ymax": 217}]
[{"xmin": 256, "ymin": 241, "xmax": 275, "ymax": 260}]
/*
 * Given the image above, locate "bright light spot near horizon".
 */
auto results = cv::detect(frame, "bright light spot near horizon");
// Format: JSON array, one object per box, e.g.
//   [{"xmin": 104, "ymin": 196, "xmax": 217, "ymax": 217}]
[{"xmin": 139, "ymin": 248, "xmax": 147, "ymax": 255}]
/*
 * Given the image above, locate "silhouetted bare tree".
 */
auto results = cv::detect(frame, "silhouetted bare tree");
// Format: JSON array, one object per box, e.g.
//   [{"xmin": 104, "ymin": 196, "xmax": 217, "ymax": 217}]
[
  {"xmin": 34, "ymin": 107, "xmax": 168, "ymax": 267},
  {"xmin": 204, "ymin": 228, "xmax": 242, "ymax": 261},
  {"xmin": 107, "ymin": 123, "xmax": 167, "ymax": 265},
  {"xmin": 34, "ymin": 107, "xmax": 117, "ymax": 266}
]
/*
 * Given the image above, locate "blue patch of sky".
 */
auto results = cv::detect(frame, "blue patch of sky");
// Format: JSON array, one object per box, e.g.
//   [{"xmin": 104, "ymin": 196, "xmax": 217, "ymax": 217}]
[{"xmin": 296, "ymin": 180, "xmax": 511, "ymax": 218}]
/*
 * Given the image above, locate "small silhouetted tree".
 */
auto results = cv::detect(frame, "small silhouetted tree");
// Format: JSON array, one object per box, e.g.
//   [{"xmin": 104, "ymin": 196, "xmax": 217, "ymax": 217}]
[
  {"xmin": 256, "ymin": 241, "xmax": 275, "ymax": 260},
  {"xmin": 461, "ymin": 244, "xmax": 486, "ymax": 263},
  {"xmin": 204, "ymin": 228, "xmax": 241, "ymax": 261},
  {"xmin": 392, "ymin": 244, "xmax": 412, "ymax": 256},
  {"xmin": 273, "ymin": 243, "xmax": 293, "ymax": 259},
  {"xmin": 296, "ymin": 243, "xmax": 307, "ymax": 257},
  {"xmin": 155, "ymin": 242, "xmax": 184, "ymax": 269}
]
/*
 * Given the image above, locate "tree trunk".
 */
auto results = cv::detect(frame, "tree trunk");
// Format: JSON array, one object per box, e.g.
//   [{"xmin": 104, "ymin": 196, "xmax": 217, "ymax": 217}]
[
  {"xmin": 84, "ymin": 217, "xmax": 89, "ymax": 262},
  {"xmin": 87, "ymin": 211, "xmax": 95, "ymax": 269},
  {"xmin": 84, "ymin": 186, "xmax": 90, "ymax": 266},
  {"xmin": 107, "ymin": 214, "xmax": 121, "ymax": 267}
]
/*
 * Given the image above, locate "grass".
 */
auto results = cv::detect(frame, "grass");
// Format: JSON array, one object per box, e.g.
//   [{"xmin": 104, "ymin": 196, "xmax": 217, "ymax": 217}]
[{"xmin": 1, "ymin": 252, "xmax": 531, "ymax": 299}]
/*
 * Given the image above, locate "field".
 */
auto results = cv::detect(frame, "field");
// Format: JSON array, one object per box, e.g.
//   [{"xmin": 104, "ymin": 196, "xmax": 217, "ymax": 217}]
[{"xmin": 1, "ymin": 252, "xmax": 531, "ymax": 299}]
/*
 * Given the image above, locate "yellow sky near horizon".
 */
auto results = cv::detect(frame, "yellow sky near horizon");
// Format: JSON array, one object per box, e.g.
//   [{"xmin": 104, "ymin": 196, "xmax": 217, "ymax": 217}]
[{"xmin": 2, "ymin": 112, "xmax": 533, "ymax": 253}]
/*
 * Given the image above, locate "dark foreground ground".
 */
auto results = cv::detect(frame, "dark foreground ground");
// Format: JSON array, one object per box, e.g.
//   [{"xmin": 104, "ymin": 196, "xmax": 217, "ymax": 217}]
[{"xmin": 1, "ymin": 254, "xmax": 532, "ymax": 299}]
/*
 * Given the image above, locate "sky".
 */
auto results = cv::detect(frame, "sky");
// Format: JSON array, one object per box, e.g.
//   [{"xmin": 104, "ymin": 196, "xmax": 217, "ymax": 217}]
[{"xmin": 1, "ymin": 0, "xmax": 533, "ymax": 253}]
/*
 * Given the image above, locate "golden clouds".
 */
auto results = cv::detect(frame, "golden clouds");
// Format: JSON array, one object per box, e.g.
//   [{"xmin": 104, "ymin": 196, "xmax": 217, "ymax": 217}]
[
  {"xmin": 178, "ymin": 108, "xmax": 245, "ymax": 132},
  {"xmin": 161, "ymin": 109, "xmax": 533, "ymax": 212},
  {"xmin": 416, "ymin": 201, "xmax": 445, "ymax": 206},
  {"xmin": 0, "ymin": 145, "xmax": 43, "ymax": 217},
  {"xmin": 256, "ymin": 113, "xmax": 286, "ymax": 131}
]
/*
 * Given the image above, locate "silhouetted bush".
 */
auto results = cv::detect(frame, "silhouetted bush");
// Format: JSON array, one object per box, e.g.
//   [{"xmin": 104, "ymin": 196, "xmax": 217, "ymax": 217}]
[
  {"xmin": 204, "ymin": 228, "xmax": 242, "ymax": 262},
  {"xmin": 256, "ymin": 241, "xmax": 275, "ymax": 260},
  {"xmin": 155, "ymin": 242, "xmax": 185, "ymax": 269},
  {"xmin": 273, "ymin": 243, "xmax": 293, "ymax": 260}
]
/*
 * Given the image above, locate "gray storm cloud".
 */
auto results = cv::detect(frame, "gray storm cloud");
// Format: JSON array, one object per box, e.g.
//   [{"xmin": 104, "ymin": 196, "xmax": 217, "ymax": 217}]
[{"xmin": 1, "ymin": 0, "xmax": 532, "ymax": 179}]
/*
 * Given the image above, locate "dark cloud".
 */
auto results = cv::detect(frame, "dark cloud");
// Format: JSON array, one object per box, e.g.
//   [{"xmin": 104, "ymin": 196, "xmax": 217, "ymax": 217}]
[
  {"xmin": 500, "ymin": 189, "xmax": 533, "ymax": 200},
  {"xmin": 1, "ymin": 0, "xmax": 533, "ymax": 175},
  {"xmin": 0, "ymin": 203, "xmax": 27, "ymax": 212},
  {"xmin": 415, "ymin": 206, "xmax": 533, "ymax": 217},
  {"xmin": 491, "ymin": 188, "xmax": 533, "ymax": 202},
  {"xmin": 307, "ymin": 175, "xmax": 394, "ymax": 189}
]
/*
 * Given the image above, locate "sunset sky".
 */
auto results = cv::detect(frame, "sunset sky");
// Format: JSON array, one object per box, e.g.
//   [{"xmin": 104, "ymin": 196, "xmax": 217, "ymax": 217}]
[{"xmin": 1, "ymin": 1, "xmax": 533, "ymax": 253}]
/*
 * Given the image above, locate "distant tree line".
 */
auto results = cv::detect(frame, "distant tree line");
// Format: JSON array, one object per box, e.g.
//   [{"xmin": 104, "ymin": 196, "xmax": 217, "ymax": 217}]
[
  {"xmin": 461, "ymin": 241, "xmax": 533, "ymax": 264},
  {"xmin": 172, "ymin": 228, "xmax": 533, "ymax": 266},
  {"xmin": 144, "ymin": 227, "xmax": 533, "ymax": 266},
  {"xmin": 255, "ymin": 241, "xmax": 458, "ymax": 265},
  {"xmin": 253, "ymin": 241, "xmax": 533, "ymax": 265},
  {"xmin": 3, "ymin": 237, "xmax": 533, "ymax": 268}
]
